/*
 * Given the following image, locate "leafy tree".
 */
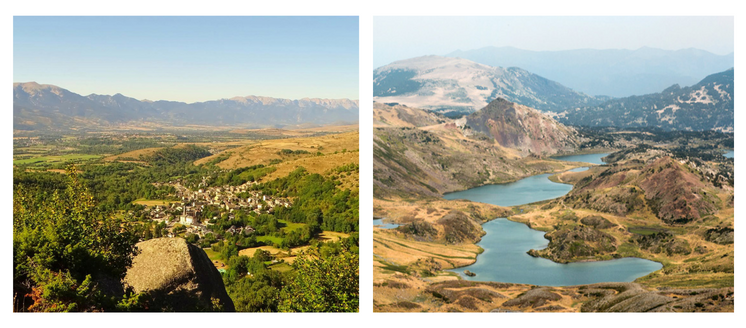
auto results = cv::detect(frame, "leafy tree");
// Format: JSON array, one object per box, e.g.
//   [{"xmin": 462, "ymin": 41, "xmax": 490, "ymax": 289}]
[
  {"xmin": 13, "ymin": 166, "xmax": 139, "ymax": 312},
  {"xmin": 279, "ymin": 247, "xmax": 358, "ymax": 312}
]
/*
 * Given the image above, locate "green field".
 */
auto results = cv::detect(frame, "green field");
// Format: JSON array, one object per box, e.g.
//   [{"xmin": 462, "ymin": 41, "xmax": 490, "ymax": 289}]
[
  {"xmin": 278, "ymin": 219, "xmax": 306, "ymax": 232},
  {"xmin": 257, "ymin": 235, "xmax": 284, "ymax": 246},
  {"xmin": 203, "ymin": 248, "xmax": 229, "ymax": 270},
  {"xmin": 13, "ymin": 154, "xmax": 102, "ymax": 166},
  {"xmin": 269, "ymin": 262, "xmax": 293, "ymax": 273}
]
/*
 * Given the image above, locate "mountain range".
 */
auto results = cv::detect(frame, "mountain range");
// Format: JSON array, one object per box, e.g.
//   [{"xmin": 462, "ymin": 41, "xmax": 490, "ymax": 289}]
[
  {"xmin": 373, "ymin": 55, "xmax": 606, "ymax": 116},
  {"xmin": 446, "ymin": 46, "xmax": 734, "ymax": 98},
  {"xmin": 374, "ymin": 55, "xmax": 734, "ymax": 131},
  {"xmin": 13, "ymin": 82, "xmax": 359, "ymax": 131},
  {"xmin": 557, "ymin": 68, "xmax": 734, "ymax": 132}
]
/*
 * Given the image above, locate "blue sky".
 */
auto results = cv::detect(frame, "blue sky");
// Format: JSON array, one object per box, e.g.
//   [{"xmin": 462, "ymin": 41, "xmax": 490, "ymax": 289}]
[
  {"xmin": 374, "ymin": 16, "xmax": 734, "ymax": 68},
  {"xmin": 14, "ymin": 16, "xmax": 359, "ymax": 102}
]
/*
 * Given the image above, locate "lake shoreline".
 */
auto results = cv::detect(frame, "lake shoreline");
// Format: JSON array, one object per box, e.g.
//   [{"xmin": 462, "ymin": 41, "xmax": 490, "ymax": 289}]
[
  {"xmin": 442, "ymin": 152, "xmax": 665, "ymax": 286},
  {"xmin": 448, "ymin": 217, "xmax": 664, "ymax": 286}
]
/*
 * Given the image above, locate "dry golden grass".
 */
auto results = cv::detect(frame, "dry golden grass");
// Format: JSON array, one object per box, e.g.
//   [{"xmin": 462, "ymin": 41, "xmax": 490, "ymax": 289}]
[
  {"xmin": 374, "ymin": 197, "xmax": 509, "ymax": 226},
  {"xmin": 264, "ymin": 151, "xmax": 359, "ymax": 184},
  {"xmin": 104, "ymin": 147, "xmax": 164, "ymax": 162},
  {"xmin": 132, "ymin": 199, "xmax": 179, "ymax": 206},
  {"xmin": 194, "ymin": 131, "xmax": 358, "ymax": 170},
  {"xmin": 373, "ymin": 269, "xmax": 582, "ymax": 312},
  {"xmin": 228, "ymin": 124, "xmax": 357, "ymax": 135},
  {"xmin": 374, "ymin": 230, "xmax": 481, "ymax": 270}
]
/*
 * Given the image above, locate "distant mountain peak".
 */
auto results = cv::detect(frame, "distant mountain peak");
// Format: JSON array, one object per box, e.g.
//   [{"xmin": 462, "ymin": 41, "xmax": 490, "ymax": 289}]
[{"xmin": 374, "ymin": 55, "xmax": 601, "ymax": 115}]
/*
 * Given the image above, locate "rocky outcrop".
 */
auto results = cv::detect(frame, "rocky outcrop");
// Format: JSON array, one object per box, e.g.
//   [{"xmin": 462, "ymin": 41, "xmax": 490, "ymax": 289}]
[
  {"xmin": 395, "ymin": 220, "xmax": 438, "ymax": 242},
  {"xmin": 633, "ymin": 232, "xmax": 691, "ymax": 256},
  {"xmin": 528, "ymin": 226, "xmax": 617, "ymax": 263},
  {"xmin": 579, "ymin": 215, "xmax": 616, "ymax": 229},
  {"xmin": 466, "ymin": 98, "xmax": 579, "ymax": 156},
  {"xmin": 704, "ymin": 227, "xmax": 734, "ymax": 245},
  {"xmin": 436, "ymin": 210, "xmax": 483, "ymax": 244},
  {"xmin": 124, "ymin": 238, "xmax": 235, "ymax": 311}
]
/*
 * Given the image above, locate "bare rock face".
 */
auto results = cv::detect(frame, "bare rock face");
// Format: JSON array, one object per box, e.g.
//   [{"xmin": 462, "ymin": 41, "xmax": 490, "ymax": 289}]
[{"xmin": 124, "ymin": 238, "xmax": 235, "ymax": 311}]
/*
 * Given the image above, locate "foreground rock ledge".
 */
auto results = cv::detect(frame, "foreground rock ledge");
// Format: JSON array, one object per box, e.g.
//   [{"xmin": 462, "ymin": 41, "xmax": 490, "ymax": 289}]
[{"xmin": 124, "ymin": 238, "xmax": 235, "ymax": 311}]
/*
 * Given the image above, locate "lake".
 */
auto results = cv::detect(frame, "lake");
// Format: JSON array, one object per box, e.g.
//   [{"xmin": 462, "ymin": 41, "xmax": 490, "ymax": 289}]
[
  {"xmin": 373, "ymin": 218, "xmax": 400, "ymax": 229},
  {"xmin": 448, "ymin": 219, "xmax": 662, "ymax": 286},
  {"xmin": 443, "ymin": 173, "xmax": 573, "ymax": 207},
  {"xmin": 442, "ymin": 152, "xmax": 662, "ymax": 285},
  {"xmin": 724, "ymin": 150, "xmax": 734, "ymax": 158}
]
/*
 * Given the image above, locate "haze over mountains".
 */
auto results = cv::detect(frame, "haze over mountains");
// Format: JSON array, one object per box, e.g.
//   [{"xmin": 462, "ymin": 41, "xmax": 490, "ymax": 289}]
[
  {"xmin": 13, "ymin": 82, "xmax": 359, "ymax": 131},
  {"xmin": 374, "ymin": 53, "xmax": 734, "ymax": 132},
  {"xmin": 446, "ymin": 47, "xmax": 734, "ymax": 98}
]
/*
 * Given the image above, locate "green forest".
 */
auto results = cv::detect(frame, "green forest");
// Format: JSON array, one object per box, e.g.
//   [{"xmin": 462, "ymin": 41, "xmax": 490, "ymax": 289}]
[{"xmin": 13, "ymin": 142, "xmax": 359, "ymax": 312}]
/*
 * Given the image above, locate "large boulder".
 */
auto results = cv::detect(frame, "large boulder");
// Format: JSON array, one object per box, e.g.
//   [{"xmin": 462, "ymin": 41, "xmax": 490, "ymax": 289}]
[{"xmin": 124, "ymin": 238, "xmax": 235, "ymax": 311}]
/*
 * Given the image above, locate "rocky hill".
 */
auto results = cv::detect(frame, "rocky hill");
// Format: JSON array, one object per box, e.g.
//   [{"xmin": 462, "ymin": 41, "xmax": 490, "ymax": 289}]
[
  {"xmin": 564, "ymin": 155, "xmax": 721, "ymax": 225},
  {"xmin": 123, "ymin": 238, "xmax": 235, "ymax": 311},
  {"xmin": 373, "ymin": 102, "xmax": 445, "ymax": 128},
  {"xmin": 466, "ymin": 98, "xmax": 579, "ymax": 155},
  {"xmin": 373, "ymin": 56, "xmax": 604, "ymax": 116},
  {"xmin": 557, "ymin": 69, "xmax": 734, "ymax": 132},
  {"xmin": 373, "ymin": 103, "xmax": 579, "ymax": 198},
  {"xmin": 13, "ymin": 82, "xmax": 359, "ymax": 131}
]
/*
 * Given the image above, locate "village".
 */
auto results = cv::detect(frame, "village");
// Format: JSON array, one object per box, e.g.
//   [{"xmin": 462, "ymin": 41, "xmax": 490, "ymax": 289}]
[{"xmin": 136, "ymin": 177, "xmax": 292, "ymax": 240}]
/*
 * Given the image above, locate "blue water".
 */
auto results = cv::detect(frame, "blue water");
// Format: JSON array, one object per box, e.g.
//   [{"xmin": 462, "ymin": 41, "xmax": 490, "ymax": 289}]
[
  {"xmin": 442, "ymin": 152, "xmax": 662, "ymax": 285},
  {"xmin": 449, "ymin": 219, "xmax": 663, "ymax": 286},
  {"xmin": 373, "ymin": 218, "xmax": 400, "ymax": 229},
  {"xmin": 723, "ymin": 150, "xmax": 734, "ymax": 158},
  {"xmin": 443, "ymin": 173, "xmax": 573, "ymax": 207}
]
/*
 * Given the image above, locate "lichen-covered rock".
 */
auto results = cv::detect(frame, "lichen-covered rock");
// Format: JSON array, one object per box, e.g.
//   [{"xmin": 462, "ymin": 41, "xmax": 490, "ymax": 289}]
[
  {"xmin": 502, "ymin": 288, "xmax": 562, "ymax": 308},
  {"xmin": 124, "ymin": 238, "xmax": 235, "ymax": 311}
]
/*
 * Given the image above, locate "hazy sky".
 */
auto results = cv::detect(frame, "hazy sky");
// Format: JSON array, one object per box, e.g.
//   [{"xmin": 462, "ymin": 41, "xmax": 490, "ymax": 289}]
[
  {"xmin": 374, "ymin": 16, "xmax": 734, "ymax": 68},
  {"xmin": 14, "ymin": 16, "xmax": 359, "ymax": 102}
]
